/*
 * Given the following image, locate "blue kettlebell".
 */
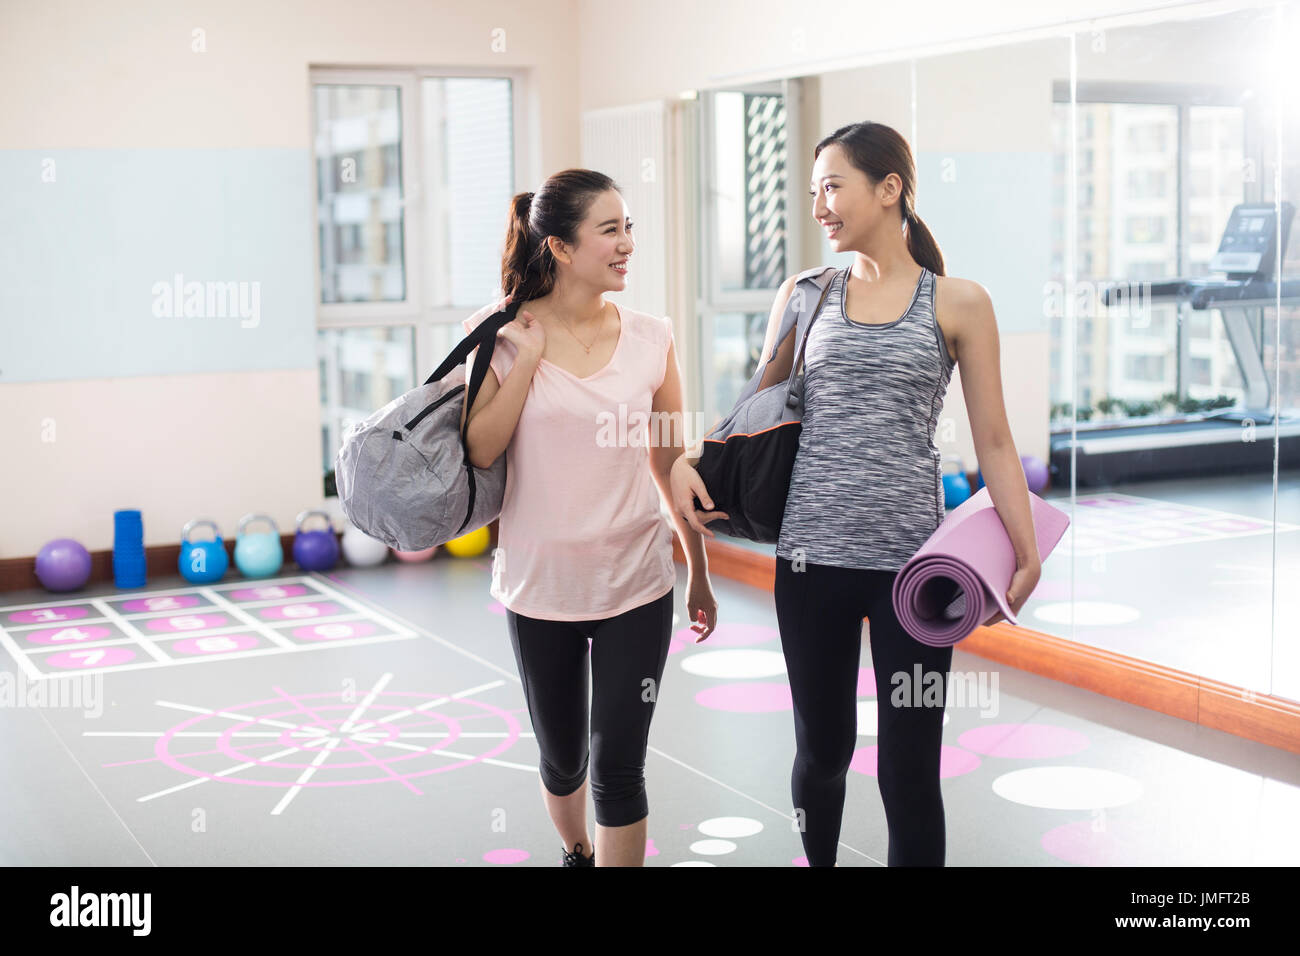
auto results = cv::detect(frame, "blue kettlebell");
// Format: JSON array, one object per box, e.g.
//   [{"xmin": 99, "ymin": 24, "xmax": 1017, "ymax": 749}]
[
  {"xmin": 293, "ymin": 509, "xmax": 339, "ymax": 572},
  {"xmin": 941, "ymin": 456, "xmax": 972, "ymax": 509},
  {"xmin": 179, "ymin": 518, "xmax": 229, "ymax": 583},
  {"xmin": 235, "ymin": 513, "xmax": 283, "ymax": 579}
]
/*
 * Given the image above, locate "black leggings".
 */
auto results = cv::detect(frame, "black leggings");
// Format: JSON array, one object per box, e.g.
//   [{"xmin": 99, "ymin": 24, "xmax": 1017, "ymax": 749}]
[
  {"xmin": 504, "ymin": 587, "xmax": 674, "ymax": 829},
  {"xmin": 775, "ymin": 556, "xmax": 953, "ymax": 867}
]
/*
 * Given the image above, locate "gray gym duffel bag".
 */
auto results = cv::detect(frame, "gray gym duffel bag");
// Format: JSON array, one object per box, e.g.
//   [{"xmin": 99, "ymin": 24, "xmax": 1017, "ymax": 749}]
[{"xmin": 334, "ymin": 300, "xmax": 520, "ymax": 552}]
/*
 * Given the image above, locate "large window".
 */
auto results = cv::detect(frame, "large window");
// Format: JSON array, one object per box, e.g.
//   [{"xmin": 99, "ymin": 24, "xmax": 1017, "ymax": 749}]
[
  {"xmin": 311, "ymin": 70, "xmax": 522, "ymax": 475},
  {"xmin": 696, "ymin": 81, "xmax": 801, "ymax": 432},
  {"xmin": 1050, "ymin": 87, "xmax": 1249, "ymax": 423}
]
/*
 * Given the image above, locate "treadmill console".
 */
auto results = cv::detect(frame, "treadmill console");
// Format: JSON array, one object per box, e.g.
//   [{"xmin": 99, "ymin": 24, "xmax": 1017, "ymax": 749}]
[{"xmin": 1209, "ymin": 202, "xmax": 1294, "ymax": 279}]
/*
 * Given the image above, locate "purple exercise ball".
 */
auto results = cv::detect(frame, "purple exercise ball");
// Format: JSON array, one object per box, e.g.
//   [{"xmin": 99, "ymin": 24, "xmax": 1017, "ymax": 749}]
[
  {"xmin": 1021, "ymin": 455, "xmax": 1050, "ymax": 494},
  {"xmin": 36, "ymin": 538, "xmax": 93, "ymax": 592}
]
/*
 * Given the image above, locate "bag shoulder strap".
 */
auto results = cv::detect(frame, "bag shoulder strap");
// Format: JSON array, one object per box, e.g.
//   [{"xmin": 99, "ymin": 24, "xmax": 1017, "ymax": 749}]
[{"xmin": 789, "ymin": 266, "xmax": 842, "ymax": 384}]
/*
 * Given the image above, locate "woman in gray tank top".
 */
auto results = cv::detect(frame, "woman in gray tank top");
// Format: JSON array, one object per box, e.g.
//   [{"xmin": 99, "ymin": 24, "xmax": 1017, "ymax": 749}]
[{"xmin": 671, "ymin": 122, "xmax": 1042, "ymax": 866}]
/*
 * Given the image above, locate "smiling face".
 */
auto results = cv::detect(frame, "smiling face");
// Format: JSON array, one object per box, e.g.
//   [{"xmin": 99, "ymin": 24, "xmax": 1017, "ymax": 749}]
[
  {"xmin": 810, "ymin": 143, "xmax": 903, "ymax": 253},
  {"xmin": 546, "ymin": 188, "xmax": 634, "ymax": 292}
]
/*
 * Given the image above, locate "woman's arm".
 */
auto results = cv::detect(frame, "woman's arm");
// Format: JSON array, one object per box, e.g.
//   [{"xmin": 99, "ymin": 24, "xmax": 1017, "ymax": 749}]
[
  {"xmin": 941, "ymin": 277, "xmax": 1042, "ymax": 625},
  {"xmin": 651, "ymin": 336, "xmax": 708, "ymax": 575},
  {"xmin": 460, "ymin": 309, "xmax": 543, "ymax": 470}
]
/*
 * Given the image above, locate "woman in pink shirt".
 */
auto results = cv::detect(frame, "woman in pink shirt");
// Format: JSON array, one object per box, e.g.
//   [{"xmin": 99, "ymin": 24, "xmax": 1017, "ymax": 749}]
[{"xmin": 460, "ymin": 168, "xmax": 719, "ymax": 867}]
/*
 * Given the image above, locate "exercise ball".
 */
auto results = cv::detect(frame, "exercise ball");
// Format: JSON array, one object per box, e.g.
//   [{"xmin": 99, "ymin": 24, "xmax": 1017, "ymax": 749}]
[
  {"xmin": 392, "ymin": 546, "xmax": 437, "ymax": 563},
  {"xmin": 444, "ymin": 526, "xmax": 490, "ymax": 558},
  {"xmin": 1021, "ymin": 455, "xmax": 1050, "ymax": 494},
  {"xmin": 342, "ymin": 525, "xmax": 389, "ymax": 567},
  {"xmin": 940, "ymin": 457, "xmax": 971, "ymax": 509},
  {"xmin": 35, "ymin": 538, "xmax": 92, "ymax": 592}
]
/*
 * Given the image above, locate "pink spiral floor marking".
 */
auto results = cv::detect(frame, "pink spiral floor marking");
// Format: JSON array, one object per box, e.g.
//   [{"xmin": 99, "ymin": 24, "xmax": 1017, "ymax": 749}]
[{"xmin": 150, "ymin": 689, "xmax": 521, "ymax": 787}]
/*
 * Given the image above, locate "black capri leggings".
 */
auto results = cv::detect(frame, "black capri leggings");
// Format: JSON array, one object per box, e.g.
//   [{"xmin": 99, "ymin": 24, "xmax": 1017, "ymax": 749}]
[
  {"xmin": 504, "ymin": 586, "xmax": 674, "ymax": 829},
  {"xmin": 774, "ymin": 556, "xmax": 954, "ymax": 867}
]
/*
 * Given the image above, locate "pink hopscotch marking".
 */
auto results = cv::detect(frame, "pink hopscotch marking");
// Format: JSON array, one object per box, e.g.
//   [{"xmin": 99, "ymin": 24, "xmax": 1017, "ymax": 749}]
[
  {"xmin": 850, "ymin": 744, "xmax": 980, "ymax": 778},
  {"xmin": 289, "ymin": 621, "xmax": 379, "ymax": 642},
  {"xmin": 225, "ymin": 585, "xmax": 310, "ymax": 602},
  {"xmin": 256, "ymin": 601, "xmax": 344, "ymax": 621},
  {"xmin": 169, "ymin": 633, "xmax": 263, "ymax": 657},
  {"xmin": 118, "ymin": 595, "xmax": 202, "ymax": 613},
  {"xmin": 1190, "ymin": 517, "xmax": 1266, "ymax": 533},
  {"xmin": 1077, "ymin": 495, "xmax": 1139, "ymax": 509},
  {"xmin": 8, "ymin": 606, "xmax": 91, "ymax": 625},
  {"xmin": 695, "ymin": 682, "xmax": 792, "ymax": 712},
  {"xmin": 144, "ymin": 613, "xmax": 232, "ymax": 634},
  {"xmin": 24, "ymin": 624, "xmax": 114, "ymax": 646},
  {"xmin": 44, "ymin": 646, "xmax": 137, "ymax": 670},
  {"xmin": 483, "ymin": 848, "xmax": 530, "ymax": 864},
  {"xmin": 957, "ymin": 723, "xmax": 1090, "ymax": 759},
  {"xmin": 148, "ymin": 690, "xmax": 522, "ymax": 787}
]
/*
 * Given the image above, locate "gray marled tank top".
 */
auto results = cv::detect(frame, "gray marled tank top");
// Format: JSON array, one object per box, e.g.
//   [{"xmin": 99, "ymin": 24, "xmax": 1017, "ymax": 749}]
[{"xmin": 775, "ymin": 265, "xmax": 956, "ymax": 571}]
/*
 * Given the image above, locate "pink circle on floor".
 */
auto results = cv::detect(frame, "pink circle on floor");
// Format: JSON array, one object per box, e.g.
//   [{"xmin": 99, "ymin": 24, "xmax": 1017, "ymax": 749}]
[
  {"xmin": 695, "ymin": 682, "xmax": 793, "ymax": 712},
  {"xmin": 850, "ymin": 744, "xmax": 980, "ymax": 778},
  {"xmin": 793, "ymin": 856, "xmax": 809, "ymax": 867},
  {"xmin": 645, "ymin": 838, "xmax": 659, "ymax": 858},
  {"xmin": 680, "ymin": 622, "xmax": 779, "ymax": 647},
  {"xmin": 1041, "ymin": 818, "xmax": 1147, "ymax": 866},
  {"xmin": 857, "ymin": 667, "xmax": 876, "ymax": 696},
  {"xmin": 958, "ymin": 723, "xmax": 1090, "ymax": 759},
  {"xmin": 483, "ymin": 848, "xmax": 530, "ymax": 864},
  {"xmin": 488, "ymin": 601, "xmax": 506, "ymax": 616}
]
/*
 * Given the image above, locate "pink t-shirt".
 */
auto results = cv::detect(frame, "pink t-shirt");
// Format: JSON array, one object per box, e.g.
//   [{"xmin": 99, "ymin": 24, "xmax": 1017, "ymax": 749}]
[{"xmin": 461, "ymin": 300, "xmax": 677, "ymax": 621}]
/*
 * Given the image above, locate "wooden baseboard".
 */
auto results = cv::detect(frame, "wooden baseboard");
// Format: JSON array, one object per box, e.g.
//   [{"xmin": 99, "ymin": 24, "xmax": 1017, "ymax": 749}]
[{"xmin": 672, "ymin": 535, "xmax": 1300, "ymax": 755}]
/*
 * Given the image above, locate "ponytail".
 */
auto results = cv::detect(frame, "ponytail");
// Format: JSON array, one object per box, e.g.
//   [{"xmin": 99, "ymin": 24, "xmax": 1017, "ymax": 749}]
[{"xmin": 904, "ymin": 207, "xmax": 945, "ymax": 277}]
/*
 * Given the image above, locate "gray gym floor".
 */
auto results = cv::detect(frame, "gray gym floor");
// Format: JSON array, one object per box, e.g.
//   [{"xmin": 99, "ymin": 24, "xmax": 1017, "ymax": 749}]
[{"xmin": 2, "ymin": 530, "xmax": 1298, "ymax": 866}]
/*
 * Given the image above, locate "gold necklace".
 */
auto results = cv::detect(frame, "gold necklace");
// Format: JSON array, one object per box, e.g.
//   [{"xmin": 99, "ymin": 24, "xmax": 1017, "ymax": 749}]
[{"xmin": 543, "ymin": 304, "xmax": 605, "ymax": 354}]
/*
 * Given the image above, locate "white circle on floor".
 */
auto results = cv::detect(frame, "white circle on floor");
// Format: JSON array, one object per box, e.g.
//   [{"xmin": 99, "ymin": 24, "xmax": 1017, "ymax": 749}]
[
  {"xmin": 672, "ymin": 860, "xmax": 717, "ymax": 867},
  {"xmin": 1032, "ymin": 601, "xmax": 1141, "ymax": 626},
  {"xmin": 698, "ymin": 816, "xmax": 763, "ymax": 839},
  {"xmin": 689, "ymin": 839, "xmax": 738, "ymax": 856},
  {"xmin": 857, "ymin": 698, "xmax": 948, "ymax": 732},
  {"xmin": 857, "ymin": 699, "xmax": 878, "ymax": 735},
  {"xmin": 992, "ymin": 767, "xmax": 1143, "ymax": 810},
  {"xmin": 680, "ymin": 649, "xmax": 788, "ymax": 679},
  {"xmin": 673, "ymin": 613, "xmax": 679, "ymax": 625}
]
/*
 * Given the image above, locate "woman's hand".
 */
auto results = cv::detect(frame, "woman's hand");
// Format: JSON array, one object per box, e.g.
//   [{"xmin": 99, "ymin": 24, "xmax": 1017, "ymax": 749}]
[
  {"xmin": 670, "ymin": 455, "xmax": 729, "ymax": 538},
  {"xmin": 982, "ymin": 558, "xmax": 1041, "ymax": 627},
  {"xmin": 494, "ymin": 295, "xmax": 546, "ymax": 365},
  {"xmin": 687, "ymin": 572, "xmax": 719, "ymax": 642}
]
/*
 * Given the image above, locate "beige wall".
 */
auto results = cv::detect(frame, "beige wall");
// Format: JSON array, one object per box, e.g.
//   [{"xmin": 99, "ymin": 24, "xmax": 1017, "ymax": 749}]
[{"xmin": 0, "ymin": 0, "xmax": 582, "ymax": 557}]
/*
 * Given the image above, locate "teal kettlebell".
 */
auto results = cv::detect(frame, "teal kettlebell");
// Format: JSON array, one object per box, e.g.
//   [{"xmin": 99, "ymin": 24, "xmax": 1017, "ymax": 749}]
[
  {"xmin": 179, "ymin": 518, "xmax": 229, "ymax": 583},
  {"xmin": 941, "ymin": 456, "xmax": 972, "ymax": 509},
  {"xmin": 235, "ymin": 513, "xmax": 283, "ymax": 579}
]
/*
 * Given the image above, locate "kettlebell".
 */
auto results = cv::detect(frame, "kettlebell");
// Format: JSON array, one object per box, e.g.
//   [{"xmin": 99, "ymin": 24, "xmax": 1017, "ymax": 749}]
[
  {"xmin": 941, "ymin": 456, "xmax": 972, "ymax": 509},
  {"xmin": 293, "ymin": 509, "xmax": 340, "ymax": 572},
  {"xmin": 235, "ymin": 513, "xmax": 283, "ymax": 579},
  {"xmin": 179, "ymin": 518, "xmax": 229, "ymax": 583}
]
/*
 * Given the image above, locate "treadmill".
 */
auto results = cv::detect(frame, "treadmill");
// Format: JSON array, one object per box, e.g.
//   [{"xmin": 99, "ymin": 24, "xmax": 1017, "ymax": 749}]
[{"xmin": 1053, "ymin": 202, "xmax": 1300, "ymax": 486}]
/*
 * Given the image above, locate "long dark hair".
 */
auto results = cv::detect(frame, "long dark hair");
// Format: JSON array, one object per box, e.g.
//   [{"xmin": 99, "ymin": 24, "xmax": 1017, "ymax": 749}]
[
  {"xmin": 501, "ymin": 168, "xmax": 621, "ymax": 301},
  {"xmin": 814, "ymin": 122, "xmax": 945, "ymax": 276}
]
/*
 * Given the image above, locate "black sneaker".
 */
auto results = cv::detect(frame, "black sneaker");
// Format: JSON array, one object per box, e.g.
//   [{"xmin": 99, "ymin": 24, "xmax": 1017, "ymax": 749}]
[{"xmin": 560, "ymin": 842, "xmax": 595, "ymax": 867}]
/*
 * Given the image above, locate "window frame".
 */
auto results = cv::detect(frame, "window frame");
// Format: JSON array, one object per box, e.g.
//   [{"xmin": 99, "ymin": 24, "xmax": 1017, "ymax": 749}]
[{"xmin": 695, "ymin": 77, "xmax": 803, "ymax": 428}]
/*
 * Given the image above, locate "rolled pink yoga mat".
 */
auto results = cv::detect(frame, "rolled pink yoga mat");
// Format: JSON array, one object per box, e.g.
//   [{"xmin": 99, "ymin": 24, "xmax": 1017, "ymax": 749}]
[{"xmin": 892, "ymin": 486, "xmax": 1070, "ymax": 647}]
